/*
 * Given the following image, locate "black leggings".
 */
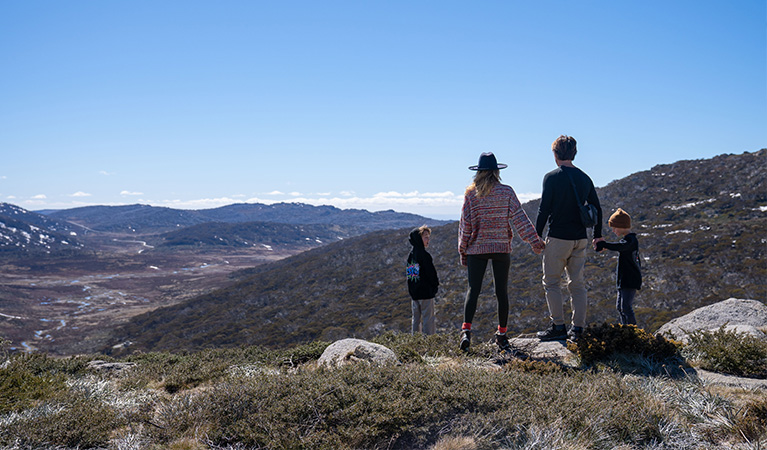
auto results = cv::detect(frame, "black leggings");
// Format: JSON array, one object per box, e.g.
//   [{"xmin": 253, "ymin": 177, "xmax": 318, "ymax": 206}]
[{"xmin": 464, "ymin": 253, "xmax": 511, "ymax": 328}]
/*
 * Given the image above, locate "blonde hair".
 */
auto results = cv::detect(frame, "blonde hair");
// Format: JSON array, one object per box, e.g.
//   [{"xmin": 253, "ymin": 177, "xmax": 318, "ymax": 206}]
[
  {"xmin": 465, "ymin": 170, "xmax": 501, "ymax": 198},
  {"xmin": 418, "ymin": 225, "xmax": 431, "ymax": 235}
]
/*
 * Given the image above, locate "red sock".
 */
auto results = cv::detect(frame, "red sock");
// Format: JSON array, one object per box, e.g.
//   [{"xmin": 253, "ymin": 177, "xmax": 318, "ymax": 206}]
[
  {"xmin": 462, "ymin": 322, "xmax": 472, "ymax": 331},
  {"xmin": 497, "ymin": 326, "xmax": 507, "ymax": 335}
]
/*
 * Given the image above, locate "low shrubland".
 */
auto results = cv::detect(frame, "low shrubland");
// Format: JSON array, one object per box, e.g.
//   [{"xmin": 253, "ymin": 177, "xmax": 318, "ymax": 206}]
[{"xmin": 0, "ymin": 328, "xmax": 765, "ymax": 449}]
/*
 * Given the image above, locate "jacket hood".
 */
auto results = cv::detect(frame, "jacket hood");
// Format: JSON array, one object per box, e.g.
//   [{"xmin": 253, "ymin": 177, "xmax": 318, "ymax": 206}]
[{"xmin": 409, "ymin": 228, "xmax": 425, "ymax": 250}]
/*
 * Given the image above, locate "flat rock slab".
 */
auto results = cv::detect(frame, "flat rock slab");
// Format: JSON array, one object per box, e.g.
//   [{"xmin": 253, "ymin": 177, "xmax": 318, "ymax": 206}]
[
  {"xmin": 657, "ymin": 298, "xmax": 767, "ymax": 342},
  {"xmin": 695, "ymin": 368, "xmax": 767, "ymax": 390},
  {"xmin": 511, "ymin": 337, "xmax": 579, "ymax": 366}
]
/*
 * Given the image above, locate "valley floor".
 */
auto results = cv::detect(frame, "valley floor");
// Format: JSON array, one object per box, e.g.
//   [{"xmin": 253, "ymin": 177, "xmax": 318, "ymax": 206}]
[{"xmin": 0, "ymin": 243, "xmax": 294, "ymax": 355}]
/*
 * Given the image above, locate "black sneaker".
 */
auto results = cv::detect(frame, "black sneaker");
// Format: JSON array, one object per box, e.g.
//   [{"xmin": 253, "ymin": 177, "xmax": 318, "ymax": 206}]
[
  {"xmin": 496, "ymin": 333, "xmax": 529, "ymax": 360},
  {"xmin": 536, "ymin": 323, "xmax": 567, "ymax": 341},
  {"xmin": 460, "ymin": 330, "xmax": 471, "ymax": 351},
  {"xmin": 567, "ymin": 326, "xmax": 584, "ymax": 342},
  {"xmin": 495, "ymin": 332, "xmax": 511, "ymax": 352}
]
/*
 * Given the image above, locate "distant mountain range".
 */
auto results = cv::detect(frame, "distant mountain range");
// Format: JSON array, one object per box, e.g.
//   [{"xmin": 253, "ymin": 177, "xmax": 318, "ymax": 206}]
[
  {"xmin": 0, "ymin": 202, "xmax": 449, "ymax": 258},
  {"xmin": 42, "ymin": 203, "xmax": 451, "ymax": 234},
  {"xmin": 106, "ymin": 149, "xmax": 767, "ymax": 354}
]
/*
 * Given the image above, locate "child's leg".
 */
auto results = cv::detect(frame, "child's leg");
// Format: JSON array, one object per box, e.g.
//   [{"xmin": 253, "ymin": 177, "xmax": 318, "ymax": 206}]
[
  {"xmin": 617, "ymin": 288, "xmax": 637, "ymax": 325},
  {"xmin": 412, "ymin": 300, "xmax": 422, "ymax": 334},
  {"xmin": 423, "ymin": 298, "xmax": 436, "ymax": 335}
]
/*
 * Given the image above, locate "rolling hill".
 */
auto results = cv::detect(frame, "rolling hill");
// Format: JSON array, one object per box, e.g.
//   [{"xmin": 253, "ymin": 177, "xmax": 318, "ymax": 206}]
[
  {"xmin": 155, "ymin": 221, "xmax": 366, "ymax": 250},
  {"xmin": 106, "ymin": 149, "xmax": 767, "ymax": 354}
]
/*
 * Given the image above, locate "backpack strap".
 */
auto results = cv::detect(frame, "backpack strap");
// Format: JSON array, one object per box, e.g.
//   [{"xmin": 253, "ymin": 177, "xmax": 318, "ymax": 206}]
[{"xmin": 563, "ymin": 168, "xmax": 585, "ymax": 207}]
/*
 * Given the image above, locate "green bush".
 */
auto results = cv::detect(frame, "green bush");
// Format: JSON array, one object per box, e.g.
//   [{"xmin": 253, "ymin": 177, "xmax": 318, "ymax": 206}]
[
  {"xmin": 0, "ymin": 366, "xmax": 66, "ymax": 415},
  {"xmin": 683, "ymin": 325, "xmax": 767, "ymax": 378},
  {"xmin": 572, "ymin": 323, "xmax": 682, "ymax": 368},
  {"xmin": 0, "ymin": 396, "xmax": 122, "ymax": 448}
]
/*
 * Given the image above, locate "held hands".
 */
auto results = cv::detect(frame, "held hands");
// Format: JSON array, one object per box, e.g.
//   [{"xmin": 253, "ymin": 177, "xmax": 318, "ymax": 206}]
[
  {"xmin": 531, "ymin": 239, "xmax": 546, "ymax": 255},
  {"xmin": 593, "ymin": 237, "xmax": 605, "ymax": 252}
]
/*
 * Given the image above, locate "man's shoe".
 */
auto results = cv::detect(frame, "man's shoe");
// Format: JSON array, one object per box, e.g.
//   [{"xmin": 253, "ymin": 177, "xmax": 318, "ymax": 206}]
[
  {"xmin": 460, "ymin": 330, "xmax": 471, "ymax": 351},
  {"xmin": 568, "ymin": 326, "xmax": 584, "ymax": 342},
  {"xmin": 537, "ymin": 323, "xmax": 567, "ymax": 341}
]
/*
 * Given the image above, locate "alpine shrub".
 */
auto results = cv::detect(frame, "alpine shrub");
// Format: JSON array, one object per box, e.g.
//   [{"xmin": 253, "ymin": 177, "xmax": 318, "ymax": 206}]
[
  {"xmin": 683, "ymin": 325, "xmax": 767, "ymax": 378},
  {"xmin": 572, "ymin": 323, "xmax": 680, "ymax": 367}
]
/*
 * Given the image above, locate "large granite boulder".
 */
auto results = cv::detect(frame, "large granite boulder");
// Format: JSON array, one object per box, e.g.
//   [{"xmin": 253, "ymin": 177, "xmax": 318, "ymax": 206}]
[
  {"xmin": 656, "ymin": 298, "xmax": 767, "ymax": 342},
  {"xmin": 318, "ymin": 338, "xmax": 400, "ymax": 368}
]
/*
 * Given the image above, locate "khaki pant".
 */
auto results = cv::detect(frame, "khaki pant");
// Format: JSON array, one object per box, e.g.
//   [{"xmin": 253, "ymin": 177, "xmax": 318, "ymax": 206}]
[
  {"xmin": 412, "ymin": 298, "xmax": 436, "ymax": 335},
  {"xmin": 542, "ymin": 237, "xmax": 589, "ymax": 328}
]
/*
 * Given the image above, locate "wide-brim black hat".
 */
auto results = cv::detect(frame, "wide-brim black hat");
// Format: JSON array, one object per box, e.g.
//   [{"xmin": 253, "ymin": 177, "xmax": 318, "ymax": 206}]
[{"xmin": 469, "ymin": 152, "xmax": 507, "ymax": 171}]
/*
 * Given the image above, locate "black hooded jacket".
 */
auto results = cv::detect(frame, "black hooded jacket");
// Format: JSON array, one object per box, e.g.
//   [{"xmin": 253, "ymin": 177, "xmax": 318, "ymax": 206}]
[{"xmin": 406, "ymin": 228, "xmax": 439, "ymax": 300}]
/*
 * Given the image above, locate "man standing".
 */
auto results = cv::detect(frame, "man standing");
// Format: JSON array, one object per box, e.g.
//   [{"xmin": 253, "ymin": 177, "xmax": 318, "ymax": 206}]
[{"xmin": 535, "ymin": 135, "xmax": 603, "ymax": 341}]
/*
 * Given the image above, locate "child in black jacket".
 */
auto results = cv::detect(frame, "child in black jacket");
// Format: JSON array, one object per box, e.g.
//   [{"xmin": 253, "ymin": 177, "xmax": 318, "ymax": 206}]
[
  {"xmin": 407, "ymin": 225, "xmax": 439, "ymax": 334},
  {"xmin": 595, "ymin": 208, "xmax": 642, "ymax": 325}
]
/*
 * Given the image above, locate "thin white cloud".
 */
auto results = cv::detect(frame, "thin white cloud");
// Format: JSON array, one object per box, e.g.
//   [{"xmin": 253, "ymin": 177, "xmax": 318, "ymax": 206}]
[
  {"xmin": 32, "ymin": 194, "xmax": 47, "ymax": 199},
  {"xmin": 6, "ymin": 195, "xmax": 15, "ymax": 199},
  {"xmin": 265, "ymin": 190, "xmax": 284, "ymax": 195},
  {"xmin": 243, "ymin": 190, "xmax": 467, "ymax": 217},
  {"xmin": 120, "ymin": 191, "xmax": 144, "ymax": 196},
  {"xmin": 70, "ymin": 191, "xmax": 92, "ymax": 197},
  {"xmin": 246, "ymin": 190, "xmax": 540, "ymax": 218},
  {"xmin": 150, "ymin": 197, "xmax": 242, "ymax": 209},
  {"xmin": 288, "ymin": 192, "xmax": 302, "ymax": 196},
  {"xmin": 99, "ymin": 170, "xmax": 114, "ymax": 176},
  {"xmin": 516, "ymin": 192, "xmax": 541, "ymax": 204}
]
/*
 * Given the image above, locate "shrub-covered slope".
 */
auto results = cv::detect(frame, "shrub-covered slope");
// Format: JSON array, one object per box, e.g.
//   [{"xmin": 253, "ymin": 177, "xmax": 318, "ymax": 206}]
[
  {"xmin": 108, "ymin": 150, "xmax": 767, "ymax": 353},
  {"xmin": 155, "ymin": 221, "xmax": 364, "ymax": 250}
]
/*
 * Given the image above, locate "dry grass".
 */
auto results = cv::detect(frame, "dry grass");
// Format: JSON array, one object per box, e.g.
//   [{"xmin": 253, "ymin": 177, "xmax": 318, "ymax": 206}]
[{"xmin": 0, "ymin": 332, "xmax": 765, "ymax": 449}]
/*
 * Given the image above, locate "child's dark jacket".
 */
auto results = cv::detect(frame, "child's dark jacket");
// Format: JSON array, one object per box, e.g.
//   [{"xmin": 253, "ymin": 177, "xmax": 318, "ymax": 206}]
[
  {"xmin": 407, "ymin": 228, "xmax": 439, "ymax": 300},
  {"xmin": 596, "ymin": 232, "xmax": 642, "ymax": 289}
]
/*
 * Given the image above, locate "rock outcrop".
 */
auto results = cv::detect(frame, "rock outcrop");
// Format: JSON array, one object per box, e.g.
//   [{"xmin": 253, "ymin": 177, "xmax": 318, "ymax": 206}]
[
  {"xmin": 87, "ymin": 360, "xmax": 137, "ymax": 373},
  {"xmin": 656, "ymin": 298, "xmax": 767, "ymax": 342},
  {"xmin": 317, "ymin": 338, "xmax": 401, "ymax": 368}
]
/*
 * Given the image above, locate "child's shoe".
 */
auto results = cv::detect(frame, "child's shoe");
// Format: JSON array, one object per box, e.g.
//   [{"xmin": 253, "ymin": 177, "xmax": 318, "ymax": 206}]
[{"xmin": 567, "ymin": 326, "xmax": 584, "ymax": 342}]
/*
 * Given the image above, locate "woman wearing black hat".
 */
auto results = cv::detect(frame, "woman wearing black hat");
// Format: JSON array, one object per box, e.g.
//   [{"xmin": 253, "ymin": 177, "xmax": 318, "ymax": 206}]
[{"xmin": 458, "ymin": 152, "xmax": 545, "ymax": 354}]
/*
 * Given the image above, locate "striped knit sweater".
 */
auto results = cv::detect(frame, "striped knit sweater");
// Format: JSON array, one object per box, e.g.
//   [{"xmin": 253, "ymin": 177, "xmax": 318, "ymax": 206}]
[{"xmin": 458, "ymin": 183, "xmax": 542, "ymax": 263}]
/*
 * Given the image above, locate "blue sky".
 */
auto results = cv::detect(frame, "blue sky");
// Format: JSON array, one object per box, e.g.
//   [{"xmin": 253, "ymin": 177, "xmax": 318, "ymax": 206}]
[{"xmin": 1, "ymin": 1, "xmax": 764, "ymax": 220}]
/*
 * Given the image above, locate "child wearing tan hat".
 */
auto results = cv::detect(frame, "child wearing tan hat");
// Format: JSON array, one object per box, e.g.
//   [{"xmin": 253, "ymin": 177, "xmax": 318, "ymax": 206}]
[{"xmin": 595, "ymin": 208, "xmax": 642, "ymax": 325}]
